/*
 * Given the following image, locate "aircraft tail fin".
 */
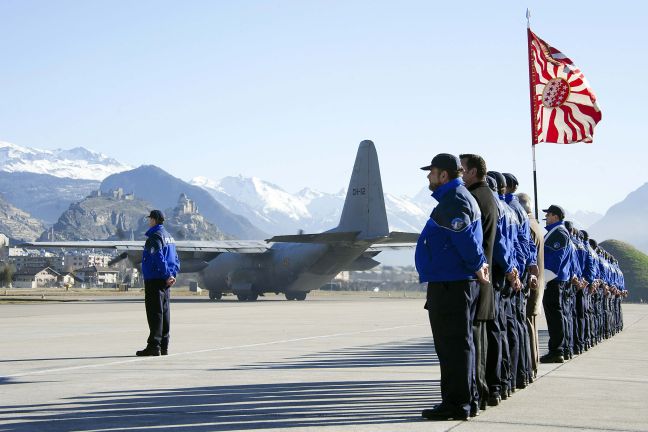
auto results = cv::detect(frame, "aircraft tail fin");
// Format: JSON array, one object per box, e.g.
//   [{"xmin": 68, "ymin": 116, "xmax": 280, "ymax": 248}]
[{"xmin": 333, "ymin": 140, "xmax": 389, "ymax": 240}]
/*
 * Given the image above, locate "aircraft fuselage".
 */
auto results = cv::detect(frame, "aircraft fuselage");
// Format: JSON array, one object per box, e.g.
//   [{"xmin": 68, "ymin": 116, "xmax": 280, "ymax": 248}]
[{"xmin": 200, "ymin": 241, "xmax": 369, "ymax": 298}]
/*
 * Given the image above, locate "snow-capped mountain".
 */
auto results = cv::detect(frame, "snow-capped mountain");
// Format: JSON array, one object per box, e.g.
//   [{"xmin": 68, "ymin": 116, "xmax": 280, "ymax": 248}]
[
  {"xmin": 191, "ymin": 175, "xmax": 431, "ymax": 235},
  {"xmin": 192, "ymin": 176, "xmax": 321, "ymax": 234},
  {"xmin": 0, "ymin": 141, "xmax": 131, "ymax": 181}
]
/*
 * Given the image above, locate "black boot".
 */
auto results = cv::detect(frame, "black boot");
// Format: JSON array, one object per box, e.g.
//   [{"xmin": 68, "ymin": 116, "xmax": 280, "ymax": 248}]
[{"xmin": 136, "ymin": 346, "xmax": 161, "ymax": 356}]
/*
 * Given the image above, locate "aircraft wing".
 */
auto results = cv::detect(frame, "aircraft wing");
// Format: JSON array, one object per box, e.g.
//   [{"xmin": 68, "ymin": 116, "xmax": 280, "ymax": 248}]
[
  {"xmin": 367, "ymin": 231, "xmax": 419, "ymax": 250},
  {"xmin": 19, "ymin": 240, "xmax": 272, "ymax": 272},
  {"xmin": 366, "ymin": 243, "xmax": 417, "ymax": 251},
  {"xmin": 265, "ymin": 231, "xmax": 418, "ymax": 246},
  {"xmin": 18, "ymin": 240, "xmax": 270, "ymax": 254}
]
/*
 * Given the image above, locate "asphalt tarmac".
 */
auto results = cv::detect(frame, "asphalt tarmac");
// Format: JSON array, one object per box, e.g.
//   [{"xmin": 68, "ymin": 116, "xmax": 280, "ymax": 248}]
[{"xmin": 1, "ymin": 294, "xmax": 647, "ymax": 431}]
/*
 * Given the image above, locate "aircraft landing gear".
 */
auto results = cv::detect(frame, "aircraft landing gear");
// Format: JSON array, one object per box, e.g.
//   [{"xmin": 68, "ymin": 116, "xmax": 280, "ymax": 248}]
[
  {"xmin": 209, "ymin": 290, "xmax": 222, "ymax": 300},
  {"xmin": 237, "ymin": 293, "xmax": 259, "ymax": 301},
  {"xmin": 285, "ymin": 291, "xmax": 308, "ymax": 301},
  {"xmin": 294, "ymin": 292, "xmax": 307, "ymax": 301}
]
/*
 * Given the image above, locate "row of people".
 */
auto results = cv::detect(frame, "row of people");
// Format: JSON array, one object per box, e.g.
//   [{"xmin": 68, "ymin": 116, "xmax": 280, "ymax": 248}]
[
  {"xmin": 542, "ymin": 212, "xmax": 626, "ymax": 363},
  {"xmin": 414, "ymin": 153, "xmax": 626, "ymax": 421}
]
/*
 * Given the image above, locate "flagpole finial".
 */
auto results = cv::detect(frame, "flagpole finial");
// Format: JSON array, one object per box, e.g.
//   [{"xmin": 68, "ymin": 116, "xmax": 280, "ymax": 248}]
[{"xmin": 526, "ymin": 8, "xmax": 531, "ymax": 28}]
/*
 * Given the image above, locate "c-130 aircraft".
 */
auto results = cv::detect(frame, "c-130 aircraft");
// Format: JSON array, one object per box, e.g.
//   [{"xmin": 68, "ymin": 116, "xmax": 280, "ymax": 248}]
[{"xmin": 23, "ymin": 140, "xmax": 419, "ymax": 301}]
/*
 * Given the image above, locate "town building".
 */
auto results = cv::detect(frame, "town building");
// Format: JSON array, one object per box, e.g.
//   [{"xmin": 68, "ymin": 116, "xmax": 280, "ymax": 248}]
[
  {"xmin": 177, "ymin": 193, "xmax": 198, "ymax": 214},
  {"xmin": 63, "ymin": 253, "xmax": 112, "ymax": 272},
  {"xmin": 10, "ymin": 252, "xmax": 65, "ymax": 273},
  {"xmin": 74, "ymin": 265, "xmax": 119, "ymax": 287},
  {"xmin": 0, "ymin": 234, "xmax": 9, "ymax": 259},
  {"xmin": 88, "ymin": 188, "xmax": 135, "ymax": 201},
  {"xmin": 13, "ymin": 267, "xmax": 60, "ymax": 288}
]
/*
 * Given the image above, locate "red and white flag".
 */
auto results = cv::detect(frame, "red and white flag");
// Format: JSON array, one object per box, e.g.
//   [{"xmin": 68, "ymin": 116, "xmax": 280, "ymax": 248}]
[{"xmin": 527, "ymin": 28, "xmax": 602, "ymax": 144}]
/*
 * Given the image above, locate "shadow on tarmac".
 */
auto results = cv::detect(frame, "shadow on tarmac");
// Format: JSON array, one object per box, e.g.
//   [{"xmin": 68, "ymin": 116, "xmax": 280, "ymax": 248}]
[
  {"xmin": 0, "ymin": 380, "xmax": 440, "ymax": 431},
  {"xmin": 222, "ymin": 336, "xmax": 439, "ymax": 371},
  {"xmin": 0, "ymin": 377, "xmax": 27, "ymax": 385},
  {"xmin": 0, "ymin": 355, "xmax": 133, "ymax": 364}
]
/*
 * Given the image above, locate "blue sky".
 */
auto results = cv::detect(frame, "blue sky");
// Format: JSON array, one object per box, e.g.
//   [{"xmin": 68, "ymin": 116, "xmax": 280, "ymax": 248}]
[{"xmin": 1, "ymin": 0, "xmax": 646, "ymax": 213}]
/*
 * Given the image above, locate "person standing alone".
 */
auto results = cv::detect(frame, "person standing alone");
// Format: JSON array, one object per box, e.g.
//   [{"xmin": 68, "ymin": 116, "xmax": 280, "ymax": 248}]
[
  {"xmin": 137, "ymin": 210, "xmax": 180, "ymax": 357},
  {"xmin": 540, "ymin": 205, "xmax": 572, "ymax": 363}
]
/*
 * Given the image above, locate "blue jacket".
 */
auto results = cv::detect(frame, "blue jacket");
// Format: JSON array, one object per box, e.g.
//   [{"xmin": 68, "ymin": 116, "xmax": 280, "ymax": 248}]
[
  {"xmin": 598, "ymin": 259, "xmax": 609, "ymax": 284},
  {"xmin": 415, "ymin": 178, "xmax": 486, "ymax": 283},
  {"xmin": 570, "ymin": 235, "xmax": 583, "ymax": 278},
  {"xmin": 142, "ymin": 224, "xmax": 180, "ymax": 281},
  {"xmin": 544, "ymin": 221, "xmax": 573, "ymax": 282},
  {"xmin": 505, "ymin": 194, "xmax": 536, "ymax": 270},
  {"xmin": 581, "ymin": 244, "xmax": 597, "ymax": 284},
  {"xmin": 589, "ymin": 248, "xmax": 600, "ymax": 282},
  {"xmin": 500, "ymin": 195, "xmax": 523, "ymax": 271},
  {"xmin": 618, "ymin": 267, "xmax": 625, "ymax": 291},
  {"xmin": 492, "ymin": 193, "xmax": 515, "ymax": 274}
]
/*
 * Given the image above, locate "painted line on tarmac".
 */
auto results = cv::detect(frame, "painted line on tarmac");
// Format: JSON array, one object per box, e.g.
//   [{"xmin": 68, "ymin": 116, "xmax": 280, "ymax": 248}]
[{"xmin": 3, "ymin": 323, "xmax": 424, "ymax": 379}]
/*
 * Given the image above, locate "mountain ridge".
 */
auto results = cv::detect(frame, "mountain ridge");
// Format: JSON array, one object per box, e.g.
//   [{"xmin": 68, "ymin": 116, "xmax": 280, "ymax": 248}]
[
  {"xmin": 0, "ymin": 140, "xmax": 131, "ymax": 181},
  {"xmin": 191, "ymin": 175, "xmax": 432, "ymax": 235},
  {"xmin": 101, "ymin": 166, "xmax": 266, "ymax": 240},
  {"xmin": 590, "ymin": 182, "xmax": 648, "ymax": 254}
]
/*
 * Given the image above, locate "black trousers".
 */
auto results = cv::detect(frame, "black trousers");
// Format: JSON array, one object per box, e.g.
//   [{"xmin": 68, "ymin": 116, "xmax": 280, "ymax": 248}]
[
  {"xmin": 563, "ymin": 285, "xmax": 575, "ymax": 355},
  {"xmin": 515, "ymin": 289, "xmax": 531, "ymax": 384},
  {"xmin": 473, "ymin": 320, "xmax": 489, "ymax": 404},
  {"xmin": 583, "ymin": 290, "xmax": 591, "ymax": 346},
  {"xmin": 486, "ymin": 289, "xmax": 504, "ymax": 396},
  {"xmin": 144, "ymin": 279, "xmax": 171, "ymax": 350},
  {"xmin": 575, "ymin": 289, "xmax": 585, "ymax": 350},
  {"xmin": 498, "ymin": 292, "xmax": 513, "ymax": 392},
  {"xmin": 505, "ymin": 292, "xmax": 519, "ymax": 388},
  {"xmin": 543, "ymin": 280, "xmax": 567, "ymax": 355},
  {"xmin": 427, "ymin": 280, "xmax": 480, "ymax": 415}
]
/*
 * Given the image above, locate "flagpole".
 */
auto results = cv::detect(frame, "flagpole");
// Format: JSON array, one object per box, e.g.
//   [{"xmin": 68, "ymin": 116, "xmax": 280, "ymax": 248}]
[{"xmin": 526, "ymin": 9, "xmax": 540, "ymax": 220}]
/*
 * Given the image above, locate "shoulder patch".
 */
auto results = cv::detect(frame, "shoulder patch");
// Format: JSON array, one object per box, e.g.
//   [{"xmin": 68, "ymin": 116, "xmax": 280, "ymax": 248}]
[{"xmin": 450, "ymin": 217, "xmax": 466, "ymax": 231}]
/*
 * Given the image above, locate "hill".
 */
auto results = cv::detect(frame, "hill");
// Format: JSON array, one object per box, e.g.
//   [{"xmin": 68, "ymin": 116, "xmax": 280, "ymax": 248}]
[
  {"xmin": 0, "ymin": 172, "xmax": 99, "ymax": 224},
  {"xmin": 43, "ymin": 191, "xmax": 151, "ymax": 241},
  {"xmin": 43, "ymin": 190, "xmax": 227, "ymax": 242},
  {"xmin": 165, "ymin": 193, "xmax": 228, "ymax": 241},
  {"xmin": 101, "ymin": 166, "xmax": 265, "ymax": 239},
  {"xmin": 0, "ymin": 195, "xmax": 46, "ymax": 242},
  {"xmin": 590, "ymin": 183, "xmax": 648, "ymax": 254},
  {"xmin": 600, "ymin": 239, "xmax": 648, "ymax": 303}
]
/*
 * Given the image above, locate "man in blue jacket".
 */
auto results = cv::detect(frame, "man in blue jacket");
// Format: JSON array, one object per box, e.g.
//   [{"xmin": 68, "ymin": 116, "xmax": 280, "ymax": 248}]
[
  {"xmin": 502, "ymin": 173, "xmax": 535, "ymax": 389},
  {"xmin": 137, "ymin": 209, "xmax": 181, "ymax": 357},
  {"xmin": 416, "ymin": 153, "xmax": 489, "ymax": 421},
  {"xmin": 540, "ymin": 205, "xmax": 573, "ymax": 363},
  {"xmin": 486, "ymin": 171, "xmax": 520, "ymax": 402}
]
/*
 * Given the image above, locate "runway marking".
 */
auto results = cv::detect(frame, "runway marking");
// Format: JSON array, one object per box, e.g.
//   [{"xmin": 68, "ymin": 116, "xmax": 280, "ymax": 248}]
[{"xmin": 3, "ymin": 323, "xmax": 424, "ymax": 379}]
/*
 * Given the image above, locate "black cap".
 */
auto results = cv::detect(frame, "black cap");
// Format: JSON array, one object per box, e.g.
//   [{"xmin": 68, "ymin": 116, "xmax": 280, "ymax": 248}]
[
  {"xmin": 580, "ymin": 230, "xmax": 589, "ymax": 241},
  {"xmin": 542, "ymin": 204, "xmax": 565, "ymax": 220},
  {"xmin": 487, "ymin": 171, "xmax": 506, "ymax": 191},
  {"xmin": 502, "ymin": 173, "xmax": 519, "ymax": 189},
  {"xmin": 420, "ymin": 153, "xmax": 462, "ymax": 172},
  {"xmin": 148, "ymin": 209, "xmax": 165, "ymax": 223},
  {"xmin": 486, "ymin": 176, "xmax": 497, "ymax": 192},
  {"xmin": 564, "ymin": 220, "xmax": 574, "ymax": 231}
]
